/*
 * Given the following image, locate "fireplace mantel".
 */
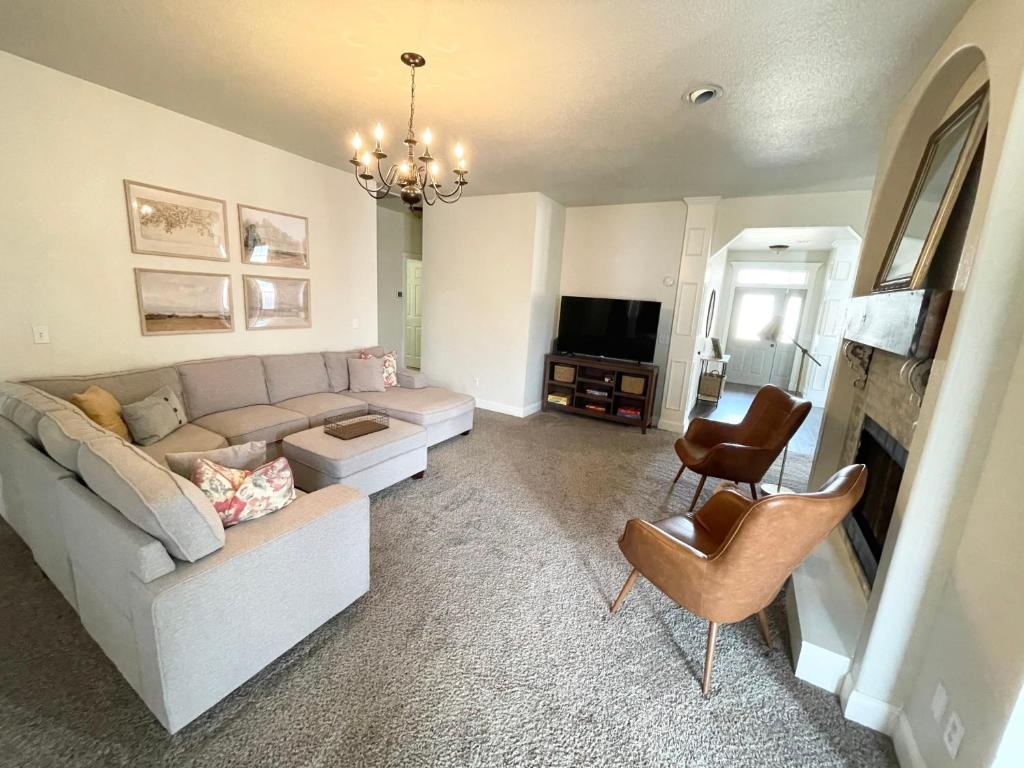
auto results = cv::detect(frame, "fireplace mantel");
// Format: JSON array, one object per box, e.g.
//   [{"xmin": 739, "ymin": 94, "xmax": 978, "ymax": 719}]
[{"xmin": 844, "ymin": 288, "xmax": 951, "ymax": 359}]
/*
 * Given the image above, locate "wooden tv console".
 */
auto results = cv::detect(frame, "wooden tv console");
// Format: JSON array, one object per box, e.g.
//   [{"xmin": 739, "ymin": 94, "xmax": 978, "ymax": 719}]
[{"xmin": 541, "ymin": 353, "xmax": 659, "ymax": 434}]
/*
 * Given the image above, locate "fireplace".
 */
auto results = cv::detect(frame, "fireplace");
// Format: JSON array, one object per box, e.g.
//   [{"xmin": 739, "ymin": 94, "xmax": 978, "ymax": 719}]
[{"xmin": 843, "ymin": 416, "xmax": 908, "ymax": 586}]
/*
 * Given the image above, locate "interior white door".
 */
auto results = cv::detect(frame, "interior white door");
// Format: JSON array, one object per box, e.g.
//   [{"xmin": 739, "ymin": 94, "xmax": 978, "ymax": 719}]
[
  {"xmin": 726, "ymin": 288, "xmax": 805, "ymax": 388},
  {"xmin": 404, "ymin": 258, "xmax": 423, "ymax": 369}
]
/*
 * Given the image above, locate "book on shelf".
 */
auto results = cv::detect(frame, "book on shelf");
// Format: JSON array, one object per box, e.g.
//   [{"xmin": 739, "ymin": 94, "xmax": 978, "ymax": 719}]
[
  {"xmin": 584, "ymin": 388, "xmax": 608, "ymax": 397},
  {"xmin": 584, "ymin": 403, "xmax": 607, "ymax": 413},
  {"xmin": 547, "ymin": 393, "xmax": 570, "ymax": 406},
  {"xmin": 616, "ymin": 406, "xmax": 642, "ymax": 419}
]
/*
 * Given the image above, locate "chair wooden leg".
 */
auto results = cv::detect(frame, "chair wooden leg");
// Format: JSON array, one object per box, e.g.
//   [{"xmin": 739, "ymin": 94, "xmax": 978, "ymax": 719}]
[
  {"xmin": 672, "ymin": 464, "xmax": 685, "ymax": 485},
  {"xmin": 702, "ymin": 621, "xmax": 720, "ymax": 697},
  {"xmin": 687, "ymin": 475, "xmax": 708, "ymax": 513},
  {"xmin": 756, "ymin": 610, "xmax": 772, "ymax": 648},
  {"xmin": 749, "ymin": 483, "xmax": 758, "ymax": 500},
  {"xmin": 610, "ymin": 569, "xmax": 639, "ymax": 613}
]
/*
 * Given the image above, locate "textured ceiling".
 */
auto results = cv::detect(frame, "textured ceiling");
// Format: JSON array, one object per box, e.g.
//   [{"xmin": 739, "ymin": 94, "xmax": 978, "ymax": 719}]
[{"xmin": 0, "ymin": 0, "xmax": 973, "ymax": 206}]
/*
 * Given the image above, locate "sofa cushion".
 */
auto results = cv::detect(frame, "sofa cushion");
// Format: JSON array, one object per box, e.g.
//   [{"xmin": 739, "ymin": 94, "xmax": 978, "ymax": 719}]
[
  {"xmin": 77, "ymin": 436, "xmax": 225, "ymax": 562},
  {"xmin": 274, "ymin": 392, "xmax": 367, "ymax": 426},
  {"xmin": 194, "ymin": 405, "xmax": 309, "ymax": 445},
  {"xmin": 0, "ymin": 382, "xmax": 74, "ymax": 439},
  {"xmin": 323, "ymin": 351, "xmax": 354, "ymax": 392},
  {"xmin": 262, "ymin": 353, "xmax": 330, "ymax": 403},
  {"xmin": 348, "ymin": 387, "xmax": 475, "ymax": 426},
  {"xmin": 122, "ymin": 385, "xmax": 187, "ymax": 446},
  {"xmin": 166, "ymin": 441, "xmax": 267, "ymax": 480},
  {"xmin": 38, "ymin": 408, "xmax": 112, "ymax": 472},
  {"xmin": 25, "ymin": 367, "xmax": 185, "ymax": 419},
  {"xmin": 139, "ymin": 423, "xmax": 230, "ymax": 466},
  {"xmin": 177, "ymin": 357, "xmax": 269, "ymax": 420}
]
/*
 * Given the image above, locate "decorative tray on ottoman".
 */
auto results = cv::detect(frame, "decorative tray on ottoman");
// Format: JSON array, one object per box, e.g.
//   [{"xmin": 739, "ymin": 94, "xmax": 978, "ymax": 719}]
[{"xmin": 323, "ymin": 406, "xmax": 389, "ymax": 440}]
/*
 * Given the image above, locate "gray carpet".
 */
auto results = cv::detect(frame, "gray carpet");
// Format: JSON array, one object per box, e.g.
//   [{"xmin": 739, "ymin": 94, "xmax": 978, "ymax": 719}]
[{"xmin": 0, "ymin": 410, "xmax": 894, "ymax": 767}]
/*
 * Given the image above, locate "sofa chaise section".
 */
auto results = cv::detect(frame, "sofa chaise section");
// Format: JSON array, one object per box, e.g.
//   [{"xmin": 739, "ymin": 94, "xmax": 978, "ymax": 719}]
[{"xmin": 348, "ymin": 386, "xmax": 475, "ymax": 446}]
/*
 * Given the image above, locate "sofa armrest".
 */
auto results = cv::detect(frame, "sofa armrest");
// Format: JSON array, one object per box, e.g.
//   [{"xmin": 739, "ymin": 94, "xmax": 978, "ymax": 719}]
[{"xmin": 396, "ymin": 367, "xmax": 428, "ymax": 389}]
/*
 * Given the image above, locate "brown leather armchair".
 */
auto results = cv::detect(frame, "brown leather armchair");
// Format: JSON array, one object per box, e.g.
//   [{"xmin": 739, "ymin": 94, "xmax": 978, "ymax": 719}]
[
  {"xmin": 612, "ymin": 464, "xmax": 867, "ymax": 696},
  {"xmin": 673, "ymin": 384, "xmax": 812, "ymax": 511}
]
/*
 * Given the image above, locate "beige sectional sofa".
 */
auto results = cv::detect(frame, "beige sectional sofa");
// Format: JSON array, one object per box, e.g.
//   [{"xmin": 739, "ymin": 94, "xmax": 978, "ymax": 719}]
[{"xmin": 0, "ymin": 349, "xmax": 474, "ymax": 733}]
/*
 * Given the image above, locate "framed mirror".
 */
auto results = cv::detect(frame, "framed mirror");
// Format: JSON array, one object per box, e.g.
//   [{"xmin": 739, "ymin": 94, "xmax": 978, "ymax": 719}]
[{"xmin": 873, "ymin": 85, "xmax": 988, "ymax": 292}]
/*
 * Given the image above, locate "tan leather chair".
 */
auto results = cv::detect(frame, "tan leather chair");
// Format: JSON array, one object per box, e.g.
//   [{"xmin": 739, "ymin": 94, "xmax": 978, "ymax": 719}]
[
  {"xmin": 612, "ymin": 464, "xmax": 867, "ymax": 696},
  {"xmin": 673, "ymin": 384, "xmax": 812, "ymax": 511}
]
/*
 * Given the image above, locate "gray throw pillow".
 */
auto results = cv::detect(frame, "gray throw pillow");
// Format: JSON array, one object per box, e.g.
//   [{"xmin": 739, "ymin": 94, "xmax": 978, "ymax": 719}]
[
  {"xmin": 165, "ymin": 441, "xmax": 268, "ymax": 480},
  {"xmin": 122, "ymin": 386, "xmax": 187, "ymax": 446},
  {"xmin": 347, "ymin": 356, "xmax": 386, "ymax": 392}
]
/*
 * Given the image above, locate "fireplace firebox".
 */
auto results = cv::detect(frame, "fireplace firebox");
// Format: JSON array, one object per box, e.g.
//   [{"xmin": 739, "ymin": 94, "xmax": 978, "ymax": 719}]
[{"xmin": 843, "ymin": 416, "xmax": 908, "ymax": 586}]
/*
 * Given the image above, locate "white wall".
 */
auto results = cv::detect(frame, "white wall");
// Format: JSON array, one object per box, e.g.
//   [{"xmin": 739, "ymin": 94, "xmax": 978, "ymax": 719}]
[
  {"xmin": 712, "ymin": 190, "xmax": 872, "ymax": 254},
  {"xmin": 0, "ymin": 52, "xmax": 377, "ymax": 381},
  {"xmin": 560, "ymin": 202, "xmax": 687, "ymax": 416},
  {"xmin": 422, "ymin": 192, "xmax": 564, "ymax": 415},
  {"xmin": 376, "ymin": 200, "xmax": 421, "ymax": 360}
]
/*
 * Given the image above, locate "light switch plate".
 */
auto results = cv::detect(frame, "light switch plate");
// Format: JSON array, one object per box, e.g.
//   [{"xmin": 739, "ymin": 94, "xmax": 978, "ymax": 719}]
[
  {"xmin": 931, "ymin": 682, "xmax": 948, "ymax": 723},
  {"xmin": 32, "ymin": 325, "xmax": 50, "ymax": 344},
  {"xmin": 943, "ymin": 711, "xmax": 965, "ymax": 759}
]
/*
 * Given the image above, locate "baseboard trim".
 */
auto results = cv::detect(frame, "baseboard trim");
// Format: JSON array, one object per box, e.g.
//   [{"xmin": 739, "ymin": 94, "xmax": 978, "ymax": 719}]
[
  {"xmin": 893, "ymin": 711, "xmax": 927, "ymax": 768},
  {"xmin": 658, "ymin": 416, "xmax": 682, "ymax": 433},
  {"xmin": 840, "ymin": 674, "xmax": 899, "ymax": 735},
  {"xmin": 475, "ymin": 399, "xmax": 539, "ymax": 418}
]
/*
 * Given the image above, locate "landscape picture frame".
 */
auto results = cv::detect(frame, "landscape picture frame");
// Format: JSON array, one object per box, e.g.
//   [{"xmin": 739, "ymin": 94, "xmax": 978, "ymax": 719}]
[
  {"xmin": 124, "ymin": 180, "xmax": 229, "ymax": 261},
  {"xmin": 238, "ymin": 204, "xmax": 310, "ymax": 268},
  {"xmin": 134, "ymin": 268, "xmax": 234, "ymax": 336},
  {"xmin": 873, "ymin": 85, "xmax": 988, "ymax": 293},
  {"xmin": 242, "ymin": 274, "xmax": 311, "ymax": 330}
]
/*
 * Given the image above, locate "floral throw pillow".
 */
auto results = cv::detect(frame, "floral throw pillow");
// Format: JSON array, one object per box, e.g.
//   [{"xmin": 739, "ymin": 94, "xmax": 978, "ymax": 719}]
[
  {"xmin": 191, "ymin": 457, "xmax": 296, "ymax": 528},
  {"xmin": 360, "ymin": 349, "xmax": 399, "ymax": 388}
]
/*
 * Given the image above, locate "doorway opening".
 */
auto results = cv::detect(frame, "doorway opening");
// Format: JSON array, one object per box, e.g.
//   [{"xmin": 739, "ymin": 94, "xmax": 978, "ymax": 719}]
[
  {"xmin": 688, "ymin": 226, "xmax": 863, "ymax": 490},
  {"xmin": 376, "ymin": 198, "xmax": 422, "ymax": 369}
]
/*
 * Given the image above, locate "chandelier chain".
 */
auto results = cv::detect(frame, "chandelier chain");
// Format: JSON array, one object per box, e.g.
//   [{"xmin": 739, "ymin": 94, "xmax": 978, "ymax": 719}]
[{"xmin": 407, "ymin": 66, "xmax": 416, "ymax": 141}]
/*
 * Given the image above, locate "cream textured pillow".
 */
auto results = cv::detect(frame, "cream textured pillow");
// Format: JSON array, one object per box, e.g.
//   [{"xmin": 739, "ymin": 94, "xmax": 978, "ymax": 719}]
[
  {"xmin": 347, "ymin": 356, "xmax": 386, "ymax": 392},
  {"xmin": 71, "ymin": 385, "xmax": 131, "ymax": 441},
  {"xmin": 166, "ymin": 441, "xmax": 268, "ymax": 479},
  {"xmin": 122, "ymin": 386, "xmax": 187, "ymax": 446}
]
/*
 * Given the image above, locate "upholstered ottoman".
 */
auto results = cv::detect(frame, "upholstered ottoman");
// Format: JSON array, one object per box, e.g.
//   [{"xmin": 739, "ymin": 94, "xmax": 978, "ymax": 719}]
[{"xmin": 282, "ymin": 419, "xmax": 427, "ymax": 495}]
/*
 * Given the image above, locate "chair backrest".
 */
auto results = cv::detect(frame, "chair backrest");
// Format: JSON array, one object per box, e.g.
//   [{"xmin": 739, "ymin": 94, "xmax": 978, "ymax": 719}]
[
  {"xmin": 702, "ymin": 464, "xmax": 867, "ymax": 622},
  {"xmin": 737, "ymin": 384, "xmax": 812, "ymax": 451}
]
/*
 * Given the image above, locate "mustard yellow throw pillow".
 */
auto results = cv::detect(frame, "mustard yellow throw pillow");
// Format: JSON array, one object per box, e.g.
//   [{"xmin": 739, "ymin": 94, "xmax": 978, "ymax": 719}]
[{"xmin": 71, "ymin": 385, "xmax": 131, "ymax": 441}]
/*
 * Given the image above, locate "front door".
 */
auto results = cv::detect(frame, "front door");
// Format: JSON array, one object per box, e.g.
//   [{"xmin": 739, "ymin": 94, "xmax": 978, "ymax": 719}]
[
  {"xmin": 726, "ymin": 287, "xmax": 805, "ymax": 388},
  {"xmin": 404, "ymin": 258, "xmax": 423, "ymax": 369}
]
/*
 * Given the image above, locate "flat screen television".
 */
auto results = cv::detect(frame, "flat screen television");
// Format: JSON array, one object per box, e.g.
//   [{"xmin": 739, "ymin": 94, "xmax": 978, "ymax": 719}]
[{"xmin": 556, "ymin": 296, "xmax": 661, "ymax": 363}]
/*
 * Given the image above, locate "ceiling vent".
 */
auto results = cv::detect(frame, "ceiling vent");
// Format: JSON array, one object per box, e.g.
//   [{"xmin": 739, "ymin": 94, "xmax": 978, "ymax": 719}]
[{"xmin": 686, "ymin": 85, "xmax": 723, "ymax": 105}]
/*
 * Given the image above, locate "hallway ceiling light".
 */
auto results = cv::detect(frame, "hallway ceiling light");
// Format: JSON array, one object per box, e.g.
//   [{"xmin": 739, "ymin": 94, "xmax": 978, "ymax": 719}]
[{"xmin": 349, "ymin": 52, "xmax": 469, "ymax": 209}]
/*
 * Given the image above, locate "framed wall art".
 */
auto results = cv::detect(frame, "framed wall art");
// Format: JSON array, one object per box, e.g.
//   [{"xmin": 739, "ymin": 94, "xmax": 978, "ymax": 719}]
[
  {"xmin": 134, "ymin": 268, "xmax": 233, "ymax": 336},
  {"xmin": 242, "ymin": 274, "xmax": 311, "ymax": 330},
  {"xmin": 873, "ymin": 85, "xmax": 988, "ymax": 292},
  {"xmin": 238, "ymin": 204, "xmax": 309, "ymax": 268},
  {"xmin": 124, "ymin": 180, "xmax": 229, "ymax": 261}
]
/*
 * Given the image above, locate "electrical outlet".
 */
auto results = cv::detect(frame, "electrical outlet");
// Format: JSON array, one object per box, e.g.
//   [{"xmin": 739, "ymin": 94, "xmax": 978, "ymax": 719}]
[
  {"xmin": 351, "ymin": 317, "xmax": 360, "ymax": 329},
  {"xmin": 943, "ymin": 711, "xmax": 965, "ymax": 759},
  {"xmin": 473, "ymin": 377, "xmax": 480, "ymax": 388},
  {"xmin": 32, "ymin": 325, "xmax": 50, "ymax": 344},
  {"xmin": 931, "ymin": 682, "xmax": 948, "ymax": 723}
]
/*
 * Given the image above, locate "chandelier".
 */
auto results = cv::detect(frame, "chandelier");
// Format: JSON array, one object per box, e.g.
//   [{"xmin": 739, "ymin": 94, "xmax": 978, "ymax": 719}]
[{"xmin": 350, "ymin": 52, "xmax": 469, "ymax": 209}]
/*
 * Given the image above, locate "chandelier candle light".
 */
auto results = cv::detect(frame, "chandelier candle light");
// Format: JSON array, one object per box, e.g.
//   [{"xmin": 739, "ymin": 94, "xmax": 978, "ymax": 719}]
[{"xmin": 350, "ymin": 52, "xmax": 469, "ymax": 208}]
